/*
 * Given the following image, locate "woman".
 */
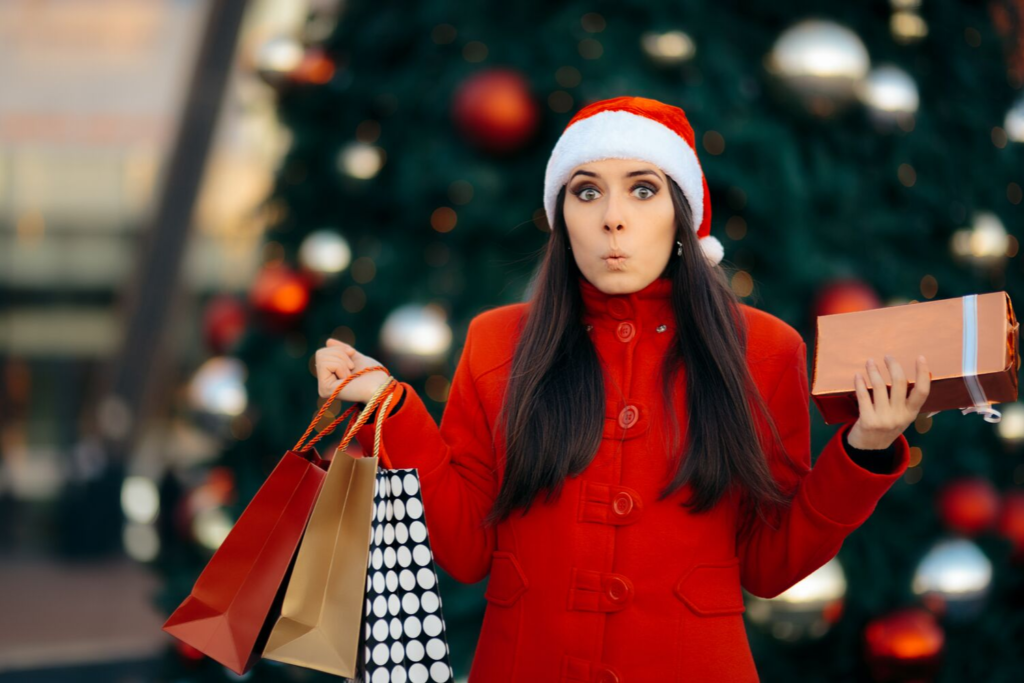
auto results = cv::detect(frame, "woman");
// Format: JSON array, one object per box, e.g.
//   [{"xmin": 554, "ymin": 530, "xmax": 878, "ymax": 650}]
[{"xmin": 315, "ymin": 96, "xmax": 931, "ymax": 683}]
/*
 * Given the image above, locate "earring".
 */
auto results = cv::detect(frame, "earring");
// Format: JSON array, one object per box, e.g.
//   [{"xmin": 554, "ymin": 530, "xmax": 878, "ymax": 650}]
[
  {"xmin": 567, "ymin": 244, "xmax": 572, "ymax": 251},
  {"xmin": 676, "ymin": 240, "xmax": 682, "ymax": 256}
]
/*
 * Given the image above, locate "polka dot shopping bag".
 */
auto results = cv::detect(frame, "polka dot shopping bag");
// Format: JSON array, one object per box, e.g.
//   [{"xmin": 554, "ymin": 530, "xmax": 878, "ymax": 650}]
[{"xmin": 264, "ymin": 373, "xmax": 455, "ymax": 682}]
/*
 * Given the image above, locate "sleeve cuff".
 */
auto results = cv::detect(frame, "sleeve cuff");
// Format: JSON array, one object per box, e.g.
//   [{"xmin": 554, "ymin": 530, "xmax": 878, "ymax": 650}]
[
  {"xmin": 801, "ymin": 421, "xmax": 910, "ymax": 527},
  {"xmin": 351, "ymin": 382, "xmax": 449, "ymax": 478},
  {"xmin": 843, "ymin": 428, "xmax": 897, "ymax": 474}
]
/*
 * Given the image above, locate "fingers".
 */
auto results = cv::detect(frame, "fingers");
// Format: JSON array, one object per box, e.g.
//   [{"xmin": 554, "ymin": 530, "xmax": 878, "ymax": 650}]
[
  {"xmin": 326, "ymin": 338, "xmax": 357, "ymax": 356},
  {"xmin": 315, "ymin": 342, "xmax": 357, "ymax": 397},
  {"xmin": 864, "ymin": 357, "xmax": 891, "ymax": 413},
  {"xmin": 318, "ymin": 352, "xmax": 352, "ymax": 376},
  {"xmin": 885, "ymin": 354, "xmax": 908, "ymax": 411},
  {"xmin": 317, "ymin": 353, "xmax": 348, "ymax": 377},
  {"xmin": 316, "ymin": 339, "xmax": 380, "ymax": 400},
  {"xmin": 907, "ymin": 355, "xmax": 931, "ymax": 414},
  {"xmin": 853, "ymin": 371, "xmax": 875, "ymax": 419},
  {"xmin": 316, "ymin": 349, "xmax": 355, "ymax": 373},
  {"xmin": 316, "ymin": 362, "xmax": 342, "ymax": 397}
]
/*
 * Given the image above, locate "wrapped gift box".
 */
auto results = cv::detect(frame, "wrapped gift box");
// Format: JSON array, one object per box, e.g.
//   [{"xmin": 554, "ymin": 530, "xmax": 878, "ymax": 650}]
[{"xmin": 811, "ymin": 292, "xmax": 1019, "ymax": 425}]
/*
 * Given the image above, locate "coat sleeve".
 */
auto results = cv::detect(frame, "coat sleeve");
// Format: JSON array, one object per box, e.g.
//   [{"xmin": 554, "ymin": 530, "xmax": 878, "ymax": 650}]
[
  {"xmin": 736, "ymin": 340, "xmax": 911, "ymax": 599},
  {"xmin": 348, "ymin": 317, "xmax": 498, "ymax": 585}
]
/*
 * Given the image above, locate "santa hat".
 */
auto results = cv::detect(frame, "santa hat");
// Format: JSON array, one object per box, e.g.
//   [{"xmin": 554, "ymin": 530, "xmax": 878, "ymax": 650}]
[{"xmin": 543, "ymin": 95, "xmax": 724, "ymax": 267}]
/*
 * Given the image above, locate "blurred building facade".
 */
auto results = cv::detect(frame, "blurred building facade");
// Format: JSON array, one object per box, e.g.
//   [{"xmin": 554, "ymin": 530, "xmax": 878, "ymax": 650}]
[{"xmin": 0, "ymin": 0, "xmax": 310, "ymax": 675}]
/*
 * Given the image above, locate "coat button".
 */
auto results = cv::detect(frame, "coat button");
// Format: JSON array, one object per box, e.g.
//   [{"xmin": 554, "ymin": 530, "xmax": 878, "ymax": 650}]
[
  {"xmin": 607, "ymin": 576, "xmax": 629, "ymax": 602},
  {"xmin": 615, "ymin": 321, "xmax": 635, "ymax": 342},
  {"xmin": 607, "ymin": 298, "xmax": 631, "ymax": 319},
  {"xmin": 595, "ymin": 670, "xmax": 620, "ymax": 683},
  {"xmin": 617, "ymin": 405, "xmax": 638, "ymax": 429},
  {"xmin": 612, "ymin": 492, "xmax": 634, "ymax": 516}
]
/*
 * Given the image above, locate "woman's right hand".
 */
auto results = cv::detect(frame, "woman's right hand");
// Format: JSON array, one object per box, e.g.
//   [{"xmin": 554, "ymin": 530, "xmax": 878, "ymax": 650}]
[{"xmin": 315, "ymin": 338, "xmax": 391, "ymax": 404}]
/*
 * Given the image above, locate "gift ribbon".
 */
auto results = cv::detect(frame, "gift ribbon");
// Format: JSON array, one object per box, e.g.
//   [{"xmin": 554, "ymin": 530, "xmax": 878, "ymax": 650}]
[{"xmin": 925, "ymin": 294, "xmax": 1002, "ymax": 423}]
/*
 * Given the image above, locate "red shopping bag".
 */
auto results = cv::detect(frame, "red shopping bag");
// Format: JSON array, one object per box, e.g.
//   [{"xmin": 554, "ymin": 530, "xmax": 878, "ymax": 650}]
[{"xmin": 162, "ymin": 366, "xmax": 390, "ymax": 675}]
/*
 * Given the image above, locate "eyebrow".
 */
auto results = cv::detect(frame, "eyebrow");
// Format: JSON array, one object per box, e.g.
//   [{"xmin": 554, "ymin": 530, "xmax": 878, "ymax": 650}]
[{"xmin": 569, "ymin": 168, "xmax": 663, "ymax": 181}]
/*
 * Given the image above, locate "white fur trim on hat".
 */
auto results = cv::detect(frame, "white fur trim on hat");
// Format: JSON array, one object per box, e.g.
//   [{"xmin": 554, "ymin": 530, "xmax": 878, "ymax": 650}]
[
  {"xmin": 544, "ymin": 109, "xmax": 705, "ymax": 238},
  {"xmin": 699, "ymin": 235, "xmax": 724, "ymax": 266}
]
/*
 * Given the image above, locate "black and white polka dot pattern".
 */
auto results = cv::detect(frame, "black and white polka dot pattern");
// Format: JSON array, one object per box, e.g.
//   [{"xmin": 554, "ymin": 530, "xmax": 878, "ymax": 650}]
[{"xmin": 356, "ymin": 469, "xmax": 454, "ymax": 683}]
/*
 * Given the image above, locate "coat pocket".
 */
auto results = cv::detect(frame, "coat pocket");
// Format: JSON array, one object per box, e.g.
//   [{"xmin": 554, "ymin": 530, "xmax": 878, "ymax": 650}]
[
  {"xmin": 673, "ymin": 557, "xmax": 746, "ymax": 616},
  {"xmin": 484, "ymin": 550, "xmax": 529, "ymax": 607}
]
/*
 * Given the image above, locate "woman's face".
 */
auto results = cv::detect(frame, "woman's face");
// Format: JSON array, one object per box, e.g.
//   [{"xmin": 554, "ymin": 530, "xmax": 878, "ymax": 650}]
[{"xmin": 562, "ymin": 157, "xmax": 676, "ymax": 294}]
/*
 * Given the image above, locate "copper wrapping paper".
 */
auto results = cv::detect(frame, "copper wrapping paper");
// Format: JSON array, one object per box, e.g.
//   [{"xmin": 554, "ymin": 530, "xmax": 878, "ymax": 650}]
[{"xmin": 811, "ymin": 291, "xmax": 1019, "ymax": 425}]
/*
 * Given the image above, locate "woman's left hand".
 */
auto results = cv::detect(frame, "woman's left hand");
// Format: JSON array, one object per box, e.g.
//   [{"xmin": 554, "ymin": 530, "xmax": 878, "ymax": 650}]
[{"xmin": 848, "ymin": 354, "xmax": 931, "ymax": 450}]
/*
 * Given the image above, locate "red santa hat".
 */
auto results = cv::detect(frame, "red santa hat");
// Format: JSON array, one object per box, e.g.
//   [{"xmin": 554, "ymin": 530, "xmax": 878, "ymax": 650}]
[{"xmin": 543, "ymin": 95, "xmax": 724, "ymax": 267}]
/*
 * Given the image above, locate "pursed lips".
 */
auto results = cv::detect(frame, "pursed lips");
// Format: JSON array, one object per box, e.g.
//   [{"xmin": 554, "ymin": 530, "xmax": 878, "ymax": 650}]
[{"xmin": 604, "ymin": 255, "xmax": 628, "ymax": 268}]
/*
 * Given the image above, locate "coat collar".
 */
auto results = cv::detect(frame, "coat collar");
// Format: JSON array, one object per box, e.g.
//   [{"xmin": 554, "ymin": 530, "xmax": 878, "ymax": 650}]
[{"xmin": 577, "ymin": 274, "xmax": 675, "ymax": 333}]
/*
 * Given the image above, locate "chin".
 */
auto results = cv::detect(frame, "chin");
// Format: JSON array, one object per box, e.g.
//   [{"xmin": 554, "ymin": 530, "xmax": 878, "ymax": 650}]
[{"xmin": 592, "ymin": 270, "xmax": 637, "ymax": 290}]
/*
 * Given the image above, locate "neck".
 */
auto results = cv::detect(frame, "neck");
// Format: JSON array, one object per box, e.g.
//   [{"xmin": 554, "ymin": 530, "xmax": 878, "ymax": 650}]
[{"xmin": 577, "ymin": 274, "xmax": 675, "ymax": 333}]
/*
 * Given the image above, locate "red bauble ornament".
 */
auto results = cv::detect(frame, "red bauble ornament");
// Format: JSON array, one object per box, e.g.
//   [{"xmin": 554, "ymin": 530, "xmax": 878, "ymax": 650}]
[
  {"xmin": 452, "ymin": 68, "xmax": 540, "ymax": 154},
  {"xmin": 997, "ymin": 489, "xmax": 1024, "ymax": 563},
  {"xmin": 937, "ymin": 477, "xmax": 1000, "ymax": 536},
  {"xmin": 249, "ymin": 262, "xmax": 310, "ymax": 326},
  {"xmin": 290, "ymin": 47, "xmax": 336, "ymax": 85},
  {"xmin": 202, "ymin": 295, "xmax": 248, "ymax": 355},
  {"xmin": 178, "ymin": 466, "xmax": 238, "ymax": 543},
  {"xmin": 813, "ymin": 279, "xmax": 883, "ymax": 318},
  {"xmin": 863, "ymin": 607, "xmax": 944, "ymax": 683},
  {"xmin": 185, "ymin": 466, "xmax": 236, "ymax": 515}
]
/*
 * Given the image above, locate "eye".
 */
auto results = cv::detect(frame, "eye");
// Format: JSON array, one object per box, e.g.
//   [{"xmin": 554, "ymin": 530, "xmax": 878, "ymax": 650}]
[
  {"xmin": 571, "ymin": 185, "xmax": 600, "ymax": 202},
  {"xmin": 632, "ymin": 183, "xmax": 658, "ymax": 199}
]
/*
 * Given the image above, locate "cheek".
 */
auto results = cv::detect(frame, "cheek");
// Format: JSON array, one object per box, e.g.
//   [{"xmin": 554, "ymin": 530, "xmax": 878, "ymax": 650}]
[
  {"xmin": 625, "ymin": 194, "xmax": 675, "ymax": 246},
  {"xmin": 653, "ymin": 196, "xmax": 676, "ymax": 234},
  {"xmin": 562, "ymin": 197, "xmax": 593, "ymax": 226}
]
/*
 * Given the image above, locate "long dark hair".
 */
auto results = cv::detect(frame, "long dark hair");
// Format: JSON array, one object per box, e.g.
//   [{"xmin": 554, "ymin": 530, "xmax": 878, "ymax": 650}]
[{"xmin": 482, "ymin": 177, "xmax": 805, "ymax": 535}]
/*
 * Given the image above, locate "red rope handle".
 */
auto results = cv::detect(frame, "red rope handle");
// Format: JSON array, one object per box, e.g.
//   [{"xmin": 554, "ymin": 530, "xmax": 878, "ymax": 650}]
[
  {"xmin": 293, "ymin": 365, "xmax": 390, "ymax": 453},
  {"xmin": 336, "ymin": 377, "xmax": 399, "ymax": 469}
]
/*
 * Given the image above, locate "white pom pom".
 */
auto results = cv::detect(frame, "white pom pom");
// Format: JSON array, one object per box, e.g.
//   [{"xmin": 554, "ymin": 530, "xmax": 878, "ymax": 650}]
[{"xmin": 699, "ymin": 235, "xmax": 724, "ymax": 266}]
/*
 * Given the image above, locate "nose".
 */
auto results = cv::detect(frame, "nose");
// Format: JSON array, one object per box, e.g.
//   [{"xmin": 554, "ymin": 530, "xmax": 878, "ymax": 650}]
[{"xmin": 602, "ymin": 194, "xmax": 627, "ymax": 235}]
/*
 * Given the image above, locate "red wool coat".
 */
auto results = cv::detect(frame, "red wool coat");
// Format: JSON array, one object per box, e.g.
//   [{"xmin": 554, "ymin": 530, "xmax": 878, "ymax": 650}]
[{"xmin": 354, "ymin": 275, "xmax": 911, "ymax": 683}]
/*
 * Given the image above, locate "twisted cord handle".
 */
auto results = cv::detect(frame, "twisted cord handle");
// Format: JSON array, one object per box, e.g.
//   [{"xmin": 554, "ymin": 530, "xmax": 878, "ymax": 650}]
[
  {"xmin": 292, "ymin": 365, "xmax": 391, "ymax": 453},
  {"xmin": 335, "ymin": 376, "xmax": 399, "ymax": 469}
]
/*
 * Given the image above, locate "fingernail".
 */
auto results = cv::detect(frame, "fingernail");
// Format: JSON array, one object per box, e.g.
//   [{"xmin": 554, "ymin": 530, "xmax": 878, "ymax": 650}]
[{"xmin": 867, "ymin": 357, "xmax": 875, "ymax": 366}]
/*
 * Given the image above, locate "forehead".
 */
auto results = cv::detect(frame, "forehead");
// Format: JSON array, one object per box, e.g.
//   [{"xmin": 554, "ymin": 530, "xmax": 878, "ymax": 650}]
[{"xmin": 569, "ymin": 157, "xmax": 666, "ymax": 179}]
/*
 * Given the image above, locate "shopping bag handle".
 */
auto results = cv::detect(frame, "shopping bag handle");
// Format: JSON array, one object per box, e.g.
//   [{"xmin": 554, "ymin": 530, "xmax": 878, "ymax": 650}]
[
  {"xmin": 336, "ymin": 376, "xmax": 399, "ymax": 469},
  {"xmin": 292, "ymin": 365, "xmax": 392, "ymax": 455}
]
